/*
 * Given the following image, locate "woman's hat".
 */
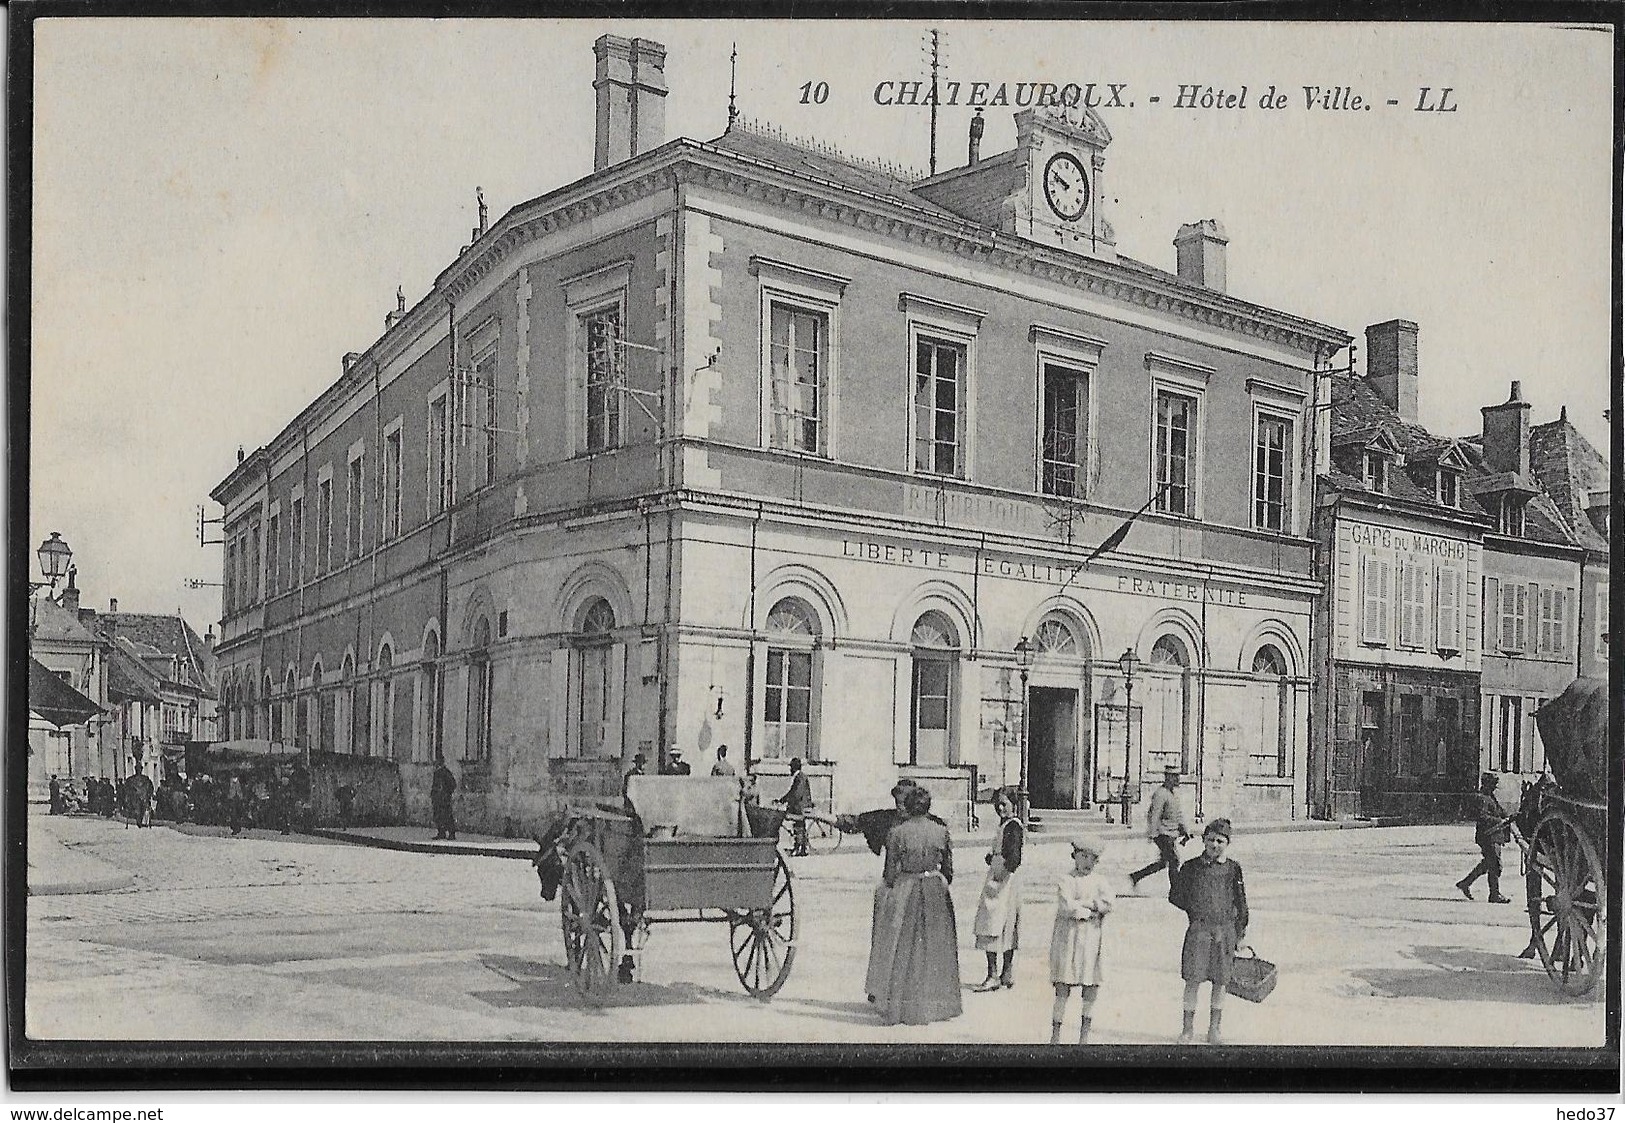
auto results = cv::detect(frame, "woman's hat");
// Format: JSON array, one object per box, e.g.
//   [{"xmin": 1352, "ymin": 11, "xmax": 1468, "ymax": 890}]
[
  {"xmin": 1203, "ymin": 817, "xmax": 1233, "ymax": 841},
  {"xmin": 1069, "ymin": 837, "xmax": 1101, "ymax": 858},
  {"xmin": 891, "ymin": 777, "xmax": 920, "ymax": 797}
]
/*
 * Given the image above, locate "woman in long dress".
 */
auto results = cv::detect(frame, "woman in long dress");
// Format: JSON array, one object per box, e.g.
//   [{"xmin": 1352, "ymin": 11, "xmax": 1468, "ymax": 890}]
[
  {"xmin": 1049, "ymin": 838, "xmax": 1114, "ymax": 1044},
  {"xmin": 972, "ymin": 789, "xmax": 1025, "ymax": 990},
  {"xmin": 867, "ymin": 785, "xmax": 963, "ymax": 1025}
]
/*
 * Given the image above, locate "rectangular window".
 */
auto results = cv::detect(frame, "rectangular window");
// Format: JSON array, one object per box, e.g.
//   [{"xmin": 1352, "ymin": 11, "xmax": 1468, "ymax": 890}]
[
  {"xmin": 1397, "ymin": 693, "xmax": 1422, "ymax": 776},
  {"xmin": 246, "ymin": 522, "xmax": 259, "ymax": 604},
  {"xmin": 1361, "ymin": 553, "xmax": 1392, "ymax": 646},
  {"xmin": 1435, "ymin": 562, "xmax": 1461, "ymax": 651},
  {"xmin": 583, "ymin": 307, "xmax": 622, "ymax": 453},
  {"xmin": 1363, "ymin": 453, "xmax": 1387, "ymax": 493},
  {"xmin": 763, "ymin": 647, "xmax": 814, "ymax": 759},
  {"xmin": 346, "ymin": 454, "xmax": 364, "ymax": 561},
  {"xmin": 1500, "ymin": 496, "xmax": 1526, "ymax": 536},
  {"xmin": 1253, "ymin": 415, "xmax": 1292, "ymax": 531},
  {"xmin": 1437, "ymin": 471, "xmax": 1459, "ymax": 508},
  {"xmin": 1497, "ymin": 694, "xmax": 1523, "ymax": 772},
  {"xmin": 315, "ymin": 477, "xmax": 333, "ymax": 573},
  {"xmin": 266, "ymin": 512, "xmax": 280, "ymax": 596},
  {"xmin": 383, "ymin": 427, "xmax": 402, "ymax": 539},
  {"xmin": 767, "ymin": 303, "xmax": 828, "ymax": 454},
  {"xmin": 913, "ymin": 335, "xmax": 966, "ymax": 476},
  {"xmin": 289, "ymin": 495, "xmax": 305, "ymax": 586},
  {"xmin": 1398, "ymin": 560, "xmax": 1428, "ymax": 649},
  {"xmin": 1041, "ymin": 362, "xmax": 1090, "ymax": 498},
  {"xmin": 1155, "ymin": 390, "xmax": 1197, "ymax": 515},
  {"xmin": 225, "ymin": 541, "xmax": 237, "ymax": 616},
  {"xmin": 470, "ymin": 347, "xmax": 497, "ymax": 489},
  {"xmin": 428, "ymin": 393, "xmax": 448, "ymax": 516}
]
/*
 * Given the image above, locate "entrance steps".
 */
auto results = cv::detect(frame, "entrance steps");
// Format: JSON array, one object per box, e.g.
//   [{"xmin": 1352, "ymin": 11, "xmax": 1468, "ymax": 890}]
[{"xmin": 1027, "ymin": 807, "xmax": 1124, "ymax": 835}]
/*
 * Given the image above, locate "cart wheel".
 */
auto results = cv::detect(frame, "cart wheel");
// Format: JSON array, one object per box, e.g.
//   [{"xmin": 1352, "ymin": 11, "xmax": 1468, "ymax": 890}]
[
  {"xmin": 728, "ymin": 852, "xmax": 797, "ymax": 1000},
  {"xmin": 1529, "ymin": 811, "xmax": 1606, "ymax": 998},
  {"xmin": 560, "ymin": 841, "xmax": 624, "ymax": 1004},
  {"xmin": 808, "ymin": 818, "xmax": 842, "ymax": 855}
]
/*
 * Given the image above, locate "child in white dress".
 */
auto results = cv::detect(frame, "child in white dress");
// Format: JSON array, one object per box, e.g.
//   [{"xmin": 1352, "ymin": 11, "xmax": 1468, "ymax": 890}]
[{"xmin": 1048, "ymin": 837, "xmax": 1114, "ymax": 1044}]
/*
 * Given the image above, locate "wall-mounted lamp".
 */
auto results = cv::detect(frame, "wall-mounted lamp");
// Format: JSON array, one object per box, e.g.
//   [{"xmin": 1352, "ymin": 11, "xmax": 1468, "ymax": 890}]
[{"xmin": 714, "ymin": 691, "xmax": 726, "ymax": 720}]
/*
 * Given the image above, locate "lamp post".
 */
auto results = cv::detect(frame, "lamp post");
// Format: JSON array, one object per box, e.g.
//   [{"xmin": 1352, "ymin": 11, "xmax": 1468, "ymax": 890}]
[
  {"xmin": 1117, "ymin": 646, "xmax": 1141, "ymax": 830},
  {"xmin": 1014, "ymin": 636, "xmax": 1032, "ymax": 822},
  {"xmin": 33, "ymin": 532, "xmax": 73, "ymax": 593}
]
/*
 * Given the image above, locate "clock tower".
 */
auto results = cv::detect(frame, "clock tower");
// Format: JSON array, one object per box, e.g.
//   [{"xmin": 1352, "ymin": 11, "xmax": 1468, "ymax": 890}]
[{"xmin": 1013, "ymin": 106, "xmax": 1116, "ymax": 261}]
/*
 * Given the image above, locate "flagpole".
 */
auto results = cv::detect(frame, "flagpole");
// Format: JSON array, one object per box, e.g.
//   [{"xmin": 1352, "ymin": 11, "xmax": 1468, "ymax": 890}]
[{"xmin": 1054, "ymin": 481, "xmax": 1171, "ymax": 599}]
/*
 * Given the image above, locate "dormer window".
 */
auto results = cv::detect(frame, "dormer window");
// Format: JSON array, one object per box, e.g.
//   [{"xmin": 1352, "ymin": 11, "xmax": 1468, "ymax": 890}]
[
  {"xmin": 1436, "ymin": 469, "xmax": 1459, "ymax": 508},
  {"xmin": 1363, "ymin": 451, "xmax": 1388, "ymax": 494},
  {"xmin": 1498, "ymin": 495, "xmax": 1526, "ymax": 537}
]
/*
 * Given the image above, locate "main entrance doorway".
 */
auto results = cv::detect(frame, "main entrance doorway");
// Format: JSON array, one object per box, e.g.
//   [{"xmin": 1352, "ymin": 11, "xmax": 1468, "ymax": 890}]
[{"xmin": 1028, "ymin": 686, "xmax": 1085, "ymax": 809}]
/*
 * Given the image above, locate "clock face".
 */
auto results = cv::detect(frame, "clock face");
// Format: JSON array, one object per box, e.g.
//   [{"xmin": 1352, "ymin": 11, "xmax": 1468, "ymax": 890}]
[{"xmin": 1043, "ymin": 152, "xmax": 1091, "ymax": 222}]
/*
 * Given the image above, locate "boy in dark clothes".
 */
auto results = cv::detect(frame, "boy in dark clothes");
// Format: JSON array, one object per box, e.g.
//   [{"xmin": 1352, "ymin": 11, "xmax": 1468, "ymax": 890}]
[
  {"xmin": 1456, "ymin": 772, "xmax": 1513, "ymax": 903},
  {"xmin": 1169, "ymin": 817, "xmax": 1249, "ymax": 1045}
]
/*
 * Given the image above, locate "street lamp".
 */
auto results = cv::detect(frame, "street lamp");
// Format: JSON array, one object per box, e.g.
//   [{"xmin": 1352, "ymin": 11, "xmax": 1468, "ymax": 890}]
[
  {"xmin": 33, "ymin": 532, "xmax": 72, "ymax": 592},
  {"xmin": 1117, "ymin": 646, "xmax": 1142, "ymax": 830},
  {"xmin": 1014, "ymin": 636, "xmax": 1033, "ymax": 823}
]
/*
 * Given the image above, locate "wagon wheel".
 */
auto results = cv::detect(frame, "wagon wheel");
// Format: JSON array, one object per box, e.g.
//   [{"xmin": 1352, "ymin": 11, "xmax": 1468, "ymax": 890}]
[
  {"xmin": 1529, "ymin": 811, "xmax": 1606, "ymax": 998},
  {"xmin": 559, "ymin": 841, "xmax": 624, "ymax": 1004},
  {"xmin": 728, "ymin": 853, "xmax": 797, "ymax": 1000}
]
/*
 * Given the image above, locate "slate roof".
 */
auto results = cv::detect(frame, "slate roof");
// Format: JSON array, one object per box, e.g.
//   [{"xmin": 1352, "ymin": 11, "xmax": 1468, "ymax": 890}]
[
  {"xmin": 1455, "ymin": 439, "xmax": 1577, "ymax": 549},
  {"xmin": 106, "ymin": 639, "xmax": 164, "ymax": 705},
  {"xmin": 1528, "ymin": 415, "xmax": 1610, "ymax": 555},
  {"xmin": 29, "ymin": 596, "xmax": 100, "ymax": 646},
  {"xmin": 95, "ymin": 613, "xmax": 217, "ymax": 696},
  {"xmin": 1323, "ymin": 375, "xmax": 1490, "ymax": 522}
]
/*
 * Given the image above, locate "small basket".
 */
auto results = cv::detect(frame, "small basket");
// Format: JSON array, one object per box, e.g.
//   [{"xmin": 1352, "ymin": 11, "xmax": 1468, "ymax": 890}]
[
  {"xmin": 744, "ymin": 803, "xmax": 786, "ymax": 839},
  {"xmin": 1226, "ymin": 946, "xmax": 1277, "ymax": 1003}
]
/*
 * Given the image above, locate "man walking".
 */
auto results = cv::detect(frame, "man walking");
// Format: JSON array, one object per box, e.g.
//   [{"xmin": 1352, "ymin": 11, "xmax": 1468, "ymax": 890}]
[
  {"xmin": 431, "ymin": 760, "xmax": 457, "ymax": 840},
  {"xmin": 1457, "ymin": 772, "xmax": 1513, "ymax": 903},
  {"xmin": 1129, "ymin": 765, "xmax": 1192, "ymax": 892},
  {"xmin": 775, "ymin": 757, "xmax": 814, "ymax": 857}
]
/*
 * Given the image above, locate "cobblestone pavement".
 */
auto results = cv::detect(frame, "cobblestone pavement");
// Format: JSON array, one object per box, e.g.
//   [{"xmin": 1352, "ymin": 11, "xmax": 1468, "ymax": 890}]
[{"xmin": 26, "ymin": 813, "xmax": 1608, "ymax": 1047}]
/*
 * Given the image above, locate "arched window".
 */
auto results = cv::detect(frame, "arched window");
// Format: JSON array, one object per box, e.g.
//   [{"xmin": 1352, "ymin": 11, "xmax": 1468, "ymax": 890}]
[
  {"xmin": 572, "ymin": 600, "xmax": 613, "ymax": 757},
  {"xmin": 243, "ymin": 676, "xmax": 257, "ymax": 739},
  {"xmin": 419, "ymin": 631, "xmax": 441, "ymax": 763},
  {"xmin": 764, "ymin": 597, "xmax": 820, "ymax": 760},
  {"xmin": 909, "ymin": 611, "xmax": 960, "ymax": 766},
  {"xmin": 1033, "ymin": 614, "xmax": 1085, "ymax": 658},
  {"xmin": 374, "ymin": 645, "xmax": 394, "ymax": 758},
  {"xmin": 1146, "ymin": 634, "xmax": 1191, "ymax": 773},
  {"xmin": 263, "ymin": 673, "xmax": 276, "ymax": 743},
  {"xmin": 339, "ymin": 655, "xmax": 356, "ymax": 754},
  {"xmin": 467, "ymin": 618, "xmax": 493, "ymax": 761},
  {"xmin": 1251, "ymin": 643, "xmax": 1289, "ymax": 778},
  {"xmin": 313, "ymin": 659, "xmax": 333, "ymax": 755},
  {"xmin": 282, "ymin": 669, "xmax": 297, "ymax": 746}
]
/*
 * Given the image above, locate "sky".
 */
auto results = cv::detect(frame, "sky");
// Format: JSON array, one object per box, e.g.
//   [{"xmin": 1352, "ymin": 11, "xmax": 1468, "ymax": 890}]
[{"xmin": 27, "ymin": 18, "xmax": 1616, "ymax": 630}]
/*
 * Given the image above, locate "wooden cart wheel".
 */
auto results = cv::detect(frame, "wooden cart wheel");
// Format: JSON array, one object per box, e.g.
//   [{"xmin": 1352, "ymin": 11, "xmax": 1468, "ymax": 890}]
[
  {"xmin": 728, "ymin": 852, "xmax": 797, "ymax": 1000},
  {"xmin": 1529, "ymin": 810, "xmax": 1606, "ymax": 998},
  {"xmin": 560, "ymin": 841, "xmax": 624, "ymax": 1004}
]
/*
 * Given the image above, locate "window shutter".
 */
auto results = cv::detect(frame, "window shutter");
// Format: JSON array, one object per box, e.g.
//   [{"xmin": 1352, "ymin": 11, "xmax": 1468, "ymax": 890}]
[
  {"xmin": 1516, "ymin": 583, "xmax": 1531, "ymax": 652},
  {"xmin": 1484, "ymin": 577, "xmax": 1500, "ymax": 651},
  {"xmin": 547, "ymin": 652, "xmax": 569, "ymax": 759},
  {"xmin": 1378, "ymin": 558, "xmax": 1393, "ymax": 644},
  {"xmin": 604, "ymin": 644, "xmax": 627, "ymax": 761},
  {"xmin": 1559, "ymin": 587, "xmax": 1573, "ymax": 656},
  {"xmin": 896, "ymin": 661, "xmax": 915, "ymax": 766},
  {"xmin": 1436, "ymin": 563, "xmax": 1459, "ymax": 650}
]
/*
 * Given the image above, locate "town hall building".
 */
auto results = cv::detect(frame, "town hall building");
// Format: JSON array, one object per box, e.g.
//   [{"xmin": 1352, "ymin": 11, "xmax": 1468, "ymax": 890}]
[{"xmin": 211, "ymin": 34, "xmax": 1351, "ymax": 835}]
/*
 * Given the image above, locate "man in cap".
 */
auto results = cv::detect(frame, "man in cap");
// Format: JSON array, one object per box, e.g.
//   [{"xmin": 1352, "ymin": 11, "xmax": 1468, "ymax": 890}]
[
  {"xmin": 1456, "ymin": 772, "xmax": 1513, "ymax": 903},
  {"xmin": 622, "ymin": 751, "xmax": 648, "ymax": 797},
  {"xmin": 1129, "ymin": 765, "xmax": 1192, "ymax": 892},
  {"xmin": 774, "ymin": 757, "xmax": 813, "ymax": 855},
  {"xmin": 663, "ymin": 748, "xmax": 692, "ymax": 776}
]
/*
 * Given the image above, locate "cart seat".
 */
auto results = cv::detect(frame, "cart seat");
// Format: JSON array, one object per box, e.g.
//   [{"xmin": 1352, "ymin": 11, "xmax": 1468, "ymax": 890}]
[{"xmin": 625, "ymin": 775, "xmax": 744, "ymax": 838}]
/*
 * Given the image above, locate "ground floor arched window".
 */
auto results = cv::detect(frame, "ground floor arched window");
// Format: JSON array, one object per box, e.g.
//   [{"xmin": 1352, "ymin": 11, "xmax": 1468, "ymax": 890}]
[
  {"xmin": 909, "ymin": 611, "xmax": 959, "ymax": 766},
  {"xmin": 1145, "ymin": 633, "xmax": 1191, "ymax": 774},
  {"xmin": 572, "ymin": 600, "xmax": 614, "ymax": 758},
  {"xmin": 1250, "ymin": 644, "xmax": 1289, "ymax": 778},
  {"xmin": 419, "ymin": 631, "xmax": 441, "ymax": 763},
  {"xmin": 763, "ymin": 597, "xmax": 820, "ymax": 760},
  {"xmin": 467, "ymin": 618, "xmax": 493, "ymax": 761}
]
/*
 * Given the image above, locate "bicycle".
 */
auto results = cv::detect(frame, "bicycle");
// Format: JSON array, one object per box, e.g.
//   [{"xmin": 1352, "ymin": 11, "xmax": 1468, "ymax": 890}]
[{"xmin": 778, "ymin": 812, "xmax": 842, "ymax": 856}]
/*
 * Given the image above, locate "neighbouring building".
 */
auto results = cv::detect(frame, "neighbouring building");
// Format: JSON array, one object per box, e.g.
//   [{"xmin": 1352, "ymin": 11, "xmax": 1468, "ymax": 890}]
[
  {"xmin": 89, "ymin": 606, "xmax": 220, "ymax": 781},
  {"xmin": 27, "ymin": 570, "xmax": 113, "ymax": 796},
  {"xmin": 210, "ymin": 35, "xmax": 1350, "ymax": 836},
  {"xmin": 1311, "ymin": 322, "xmax": 1489, "ymax": 821},
  {"xmin": 1529, "ymin": 406, "xmax": 1612, "ymax": 684},
  {"xmin": 1460, "ymin": 383, "xmax": 1586, "ymax": 791}
]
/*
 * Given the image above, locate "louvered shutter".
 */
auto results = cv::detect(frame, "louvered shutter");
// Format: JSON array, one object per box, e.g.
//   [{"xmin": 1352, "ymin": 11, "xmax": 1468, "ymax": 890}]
[
  {"xmin": 1515, "ymin": 584, "xmax": 1530, "ymax": 652},
  {"xmin": 1360, "ymin": 555, "xmax": 1380, "ymax": 643},
  {"xmin": 1436, "ymin": 563, "xmax": 1460, "ymax": 650},
  {"xmin": 1484, "ymin": 577, "xmax": 1500, "ymax": 651},
  {"xmin": 547, "ymin": 651, "xmax": 570, "ymax": 759},
  {"xmin": 1377, "ymin": 558, "xmax": 1393, "ymax": 644}
]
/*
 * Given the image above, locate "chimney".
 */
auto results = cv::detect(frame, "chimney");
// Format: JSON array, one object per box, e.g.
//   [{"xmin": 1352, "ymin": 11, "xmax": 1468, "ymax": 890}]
[
  {"xmin": 1174, "ymin": 220, "xmax": 1228, "ymax": 293},
  {"xmin": 343, "ymin": 352, "xmax": 362, "ymax": 375},
  {"xmin": 1365, "ymin": 320, "xmax": 1420, "ymax": 423},
  {"xmin": 109, "ymin": 597, "xmax": 118, "ymax": 613},
  {"xmin": 968, "ymin": 108, "xmax": 984, "ymax": 165},
  {"xmin": 58, "ymin": 566, "xmax": 80, "ymax": 616},
  {"xmin": 204, "ymin": 627, "xmax": 216, "ymax": 653},
  {"xmin": 1480, "ymin": 380, "xmax": 1532, "ymax": 476},
  {"xmin": 593, "ymin": 35, "xmax": 668, "ymax": 171}
]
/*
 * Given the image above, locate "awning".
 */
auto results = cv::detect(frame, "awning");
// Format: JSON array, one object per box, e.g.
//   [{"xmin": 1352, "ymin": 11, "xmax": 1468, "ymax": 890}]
[{"xmin": 28, "ymin": 657, "xmax": 102, "ymax": 728}]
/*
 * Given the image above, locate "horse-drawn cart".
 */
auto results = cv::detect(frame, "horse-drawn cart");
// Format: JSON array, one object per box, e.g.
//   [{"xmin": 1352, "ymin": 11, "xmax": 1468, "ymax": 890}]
[
  {"xmin": 536, "ymin": 776, "xmax": 797, "ymax": 1004},
  {"xmin": 1520, "ymin": 678, "xmax": 1609, "ymax": 998}
]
